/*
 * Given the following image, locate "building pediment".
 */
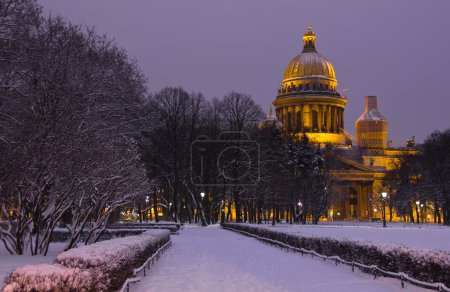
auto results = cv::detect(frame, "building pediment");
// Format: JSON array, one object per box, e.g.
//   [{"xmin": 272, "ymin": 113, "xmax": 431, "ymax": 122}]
[
  {"xmin": 333, "ymin": 155, "xmax": 373, "ymax": 172},
  {"xmin": 331, "ymin": 155, "xmax": 387, "ymax": 181}
]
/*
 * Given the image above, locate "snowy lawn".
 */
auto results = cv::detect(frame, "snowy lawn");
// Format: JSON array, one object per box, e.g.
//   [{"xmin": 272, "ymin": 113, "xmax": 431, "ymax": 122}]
[
  {"xmin": 252, "ymin": 222, "xmax": 450, "ymax": 252},
  {"xmin": 135, "ymin": 226, "xmax": 428, "ymax": 292},
  {"xmin": 0, "ymin": 242, "xmax": 65, "ymax": 285}
]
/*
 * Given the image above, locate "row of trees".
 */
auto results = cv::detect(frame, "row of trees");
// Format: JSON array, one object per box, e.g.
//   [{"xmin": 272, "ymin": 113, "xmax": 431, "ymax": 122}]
[
  {"xmin": 138, "ymin": 87, "xmax": 336, "ymax": 226},
  {"xmin": 139, "ymin": 89, "xmax": 265, "ymax": 226},
  {"xmin": 385, "ymin": 129, "xmax": 450, "ymax": 225},
  {"xmin": 0, "ymin": 0, "xmax": 153, "ymax": 254}
]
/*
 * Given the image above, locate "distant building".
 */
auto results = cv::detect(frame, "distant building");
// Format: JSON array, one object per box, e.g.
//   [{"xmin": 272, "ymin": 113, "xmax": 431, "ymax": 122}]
[{"xmin": 272, "ymin": 24, "xmax": 416, "ymax": 221}]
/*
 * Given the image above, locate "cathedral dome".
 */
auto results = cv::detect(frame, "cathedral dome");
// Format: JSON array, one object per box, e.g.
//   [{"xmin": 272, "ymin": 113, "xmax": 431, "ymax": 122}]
[
  {"xmin": 278, "ymin": 24, "xmax": 339, "ymax": 96},
  {"xmin": 283, "ymin": 53, "xmax": 336, "ymax": 83},
  {"xmin": 273, "ymin": 24, "xmax": 348, "ymax": 146}
]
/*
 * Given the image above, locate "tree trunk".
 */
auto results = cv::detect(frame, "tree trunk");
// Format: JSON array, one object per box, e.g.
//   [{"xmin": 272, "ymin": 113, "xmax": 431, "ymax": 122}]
[
  {"xmin": 153, "ymin": 189, "xmax": 159, "ymax": 223},
  {"xmin": 444, "ymin": 199, "xmax": 450, "ymax": 226},
  {"xmin": 243, "ymin": 205, "xmax": 248, "ymax": 223},
  {"xmin": 289, "ymin": 204, "xmax": 293, "ymax": 224},
  {"xmin": 272, "ymin": 190, "xmax": 276, "ymax": 226},
  {"xmin": 138, "ymin": 205, "xmax": 142, "ymax": 223},
  {"xmin": 408, "ymin": 203, "xmax": 415, "ymax": 223},
  {"xmin": 197, "ymin": 200, "xmax": 207, "ymax": 226},
  {"xmin": 257, "ymin": 200, "xmax": 262, "ymax": 224},
  {"xmin": 227, "ymin": 199, "xmax": 232, "ymax": 222},
  {"xmin": 415, "ymin": 203, "xmax": 420, "ymax": 224},
  {"xmin": 275, "ymin": 205, "xmax": 280, "ymax": 223},
  {"xmin": 388, "ymin": 196, "xmax": 394, "ymax": 222},
  {"xmin": 234, "ymin": 190, "xmax": 242, "ymax": 223}
]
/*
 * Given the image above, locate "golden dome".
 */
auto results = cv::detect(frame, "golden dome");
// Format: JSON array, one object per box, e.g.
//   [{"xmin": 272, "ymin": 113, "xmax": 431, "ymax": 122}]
[
  {"xmin": 273, "ymin": 24, "xmax": 348, "ymax": 147},
  {"xmin": 278, "ymin": 24, "xmax": 339, "ymax": 97},
  {"xmin": 283, "ymin": 53, "xmax": 336, "ymax": 82}
]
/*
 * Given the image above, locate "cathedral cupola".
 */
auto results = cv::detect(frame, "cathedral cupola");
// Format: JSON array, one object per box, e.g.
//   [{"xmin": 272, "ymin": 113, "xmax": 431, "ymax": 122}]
[
  {"xmin": 302, "ymin": 23, "xmax": 317, "ymax": 52},
  {"xmin": 273, "ymin": 23, "xmax": 348, "ymax": 146}
]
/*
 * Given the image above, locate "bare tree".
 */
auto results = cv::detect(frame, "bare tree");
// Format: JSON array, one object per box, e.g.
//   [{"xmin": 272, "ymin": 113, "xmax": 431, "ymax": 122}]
[
  {"xmin": 419, "ymin": 129, "xmax": 450, "ymax": 225},
  {"xmin": 139, "ymin": 87, "xmax": 207, "ymax": 223},
  {"xmin": 219, "ymin": 92, "xmax": 264, "ymax": 222},
  {"xmin": 0, "ymin": 1, "xmax": 151, "ymax": 254}
]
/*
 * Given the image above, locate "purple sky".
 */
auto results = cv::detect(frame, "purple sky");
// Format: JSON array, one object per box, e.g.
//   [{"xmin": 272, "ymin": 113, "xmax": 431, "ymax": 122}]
[{"xmin": 38, "ymin": 0, "xmax": 450, "ymax": 144}]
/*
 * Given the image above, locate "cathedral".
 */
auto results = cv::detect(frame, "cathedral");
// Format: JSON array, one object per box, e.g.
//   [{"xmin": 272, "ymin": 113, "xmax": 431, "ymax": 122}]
[{"xmin": 272, "ymin": 24, "xmax": 415, "ymax": 221}]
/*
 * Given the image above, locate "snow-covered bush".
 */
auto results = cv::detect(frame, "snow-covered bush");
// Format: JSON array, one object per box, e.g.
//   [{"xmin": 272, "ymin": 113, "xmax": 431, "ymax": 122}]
[
  {"xmin": 3, "ymin": 229, "xmax": 170, "ymax": 291},
  {"xmin": 55, "ymin": 229, "xmax": 170, "ymax": 290},
  {"xmin": 50, "ymin": 228, "xmax": 147, "ymax": 242},
  {"xmin": 222, "ymin": 223, "xmax": 450, "ymax": 287},
  {"xmin": 3, "ymin": 264, "xmax": 101, "ymax": 292},
  {"xmin": 107, "ymin": 222, "xmax": 180, "ymax": 233}
]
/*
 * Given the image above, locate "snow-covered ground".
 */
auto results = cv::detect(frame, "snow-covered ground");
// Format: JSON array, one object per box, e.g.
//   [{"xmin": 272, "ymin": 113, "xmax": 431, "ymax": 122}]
[
  {"xmin": 134, "ymin": 226, "xmax": 428, "ymax": 292},
  {"xmin": 0, "ymin": 242, "xmax": 65, "ymax": 285},
  {"xmin": 251, "ymin": 223, "xmax": 450, "ymax": 253}
]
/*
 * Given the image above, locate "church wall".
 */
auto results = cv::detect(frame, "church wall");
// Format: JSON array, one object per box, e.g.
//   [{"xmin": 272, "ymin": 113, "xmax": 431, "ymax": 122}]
[{"xmin": 328, "ymin": 181, "xmax": 374, "ymax": 221}]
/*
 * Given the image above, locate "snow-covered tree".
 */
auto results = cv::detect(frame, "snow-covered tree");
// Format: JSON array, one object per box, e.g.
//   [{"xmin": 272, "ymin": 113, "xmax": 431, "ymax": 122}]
[
  {"xmin": 0, "ymin": 0, "xmax": 151, "ymax": 254},
  {"xmin": 418, "ymin": 129, "xmax": 450, "ymax": 225}
]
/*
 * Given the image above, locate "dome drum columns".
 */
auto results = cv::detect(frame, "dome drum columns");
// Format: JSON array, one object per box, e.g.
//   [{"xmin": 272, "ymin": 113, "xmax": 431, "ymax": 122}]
[{"xmin": 275, "ymin": 103, "xmax": 344, "ymax": 135}]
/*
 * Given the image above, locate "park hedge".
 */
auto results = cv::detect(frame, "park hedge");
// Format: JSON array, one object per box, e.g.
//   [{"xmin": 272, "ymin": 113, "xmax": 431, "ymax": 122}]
[
  {"xmin": 107, "ymin": 222, "xmax": 180, "ymax": 234},
  {"xmin": 3, "ymin": 229, "xmax": 170, "ymax": 292},
  {"xmin": 222, "ymin": 223, "xmax": 450, "ymax": 287},
  {"xmin": 50, "ymin": 228, "xmax": 146, "ymax": 242}
]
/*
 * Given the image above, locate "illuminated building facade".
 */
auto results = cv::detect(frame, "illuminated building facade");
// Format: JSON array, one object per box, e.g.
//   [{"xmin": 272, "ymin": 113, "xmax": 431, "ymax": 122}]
[{"xmin": 273, "ymin": 25, "xmax": 415, "ymax": 221}]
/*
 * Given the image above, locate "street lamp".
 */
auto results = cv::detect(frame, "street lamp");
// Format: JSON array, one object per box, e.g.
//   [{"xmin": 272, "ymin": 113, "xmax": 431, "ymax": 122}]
[
  {"xmin": 415, "ymin": 200, "xmax": 420, "ymax": 223},
  {"xmin": 145, "ymin": 196, "xmax": 150, "ymax": 222},
  {"xmin": 381, "ymin": 192, "xmax": 387, "ymax": 228},
  {"xmin": 420, "ymin": 203, "xmax": 424, "ymax": 222},
  {"xmin": 297, "ymin": 201, "xmax": 303, "ymax": 224},
  {"xmin": 197, "ymin": 192, "xmax": 206, "ymax": 225}
]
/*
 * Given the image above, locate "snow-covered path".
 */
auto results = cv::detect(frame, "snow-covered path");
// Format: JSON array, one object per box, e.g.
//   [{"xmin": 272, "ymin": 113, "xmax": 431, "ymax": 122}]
[{"xmin": 135, "ymin": 226, "xmax": 427, "ymax": 292}]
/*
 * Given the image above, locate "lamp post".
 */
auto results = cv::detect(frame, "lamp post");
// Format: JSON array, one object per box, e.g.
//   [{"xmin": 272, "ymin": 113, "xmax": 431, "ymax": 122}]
[
  {"xmin": 297, "ymin": 201, "xmax": 303, "ymax": 224},
  {"xmin": 220, "ymin": 199, "xmax": 225, "ymax": 224},
  {"xmin": 145, "ymin": 196, "xmax": 150, "ymax": 222},
  {"xmin": 420, "ymin": 203, "xmax": 424, "ymax": 223},
  {"xmin": 199, "ymin": 192, "xmax": 205, "ymax": 226},
  {"xmin": 381, "ymin": 192, "xmax": 387, "ymax": 228},
  {"xmin": 415, "ymin": 200, "xmax": 420, "ymax": 224}
]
